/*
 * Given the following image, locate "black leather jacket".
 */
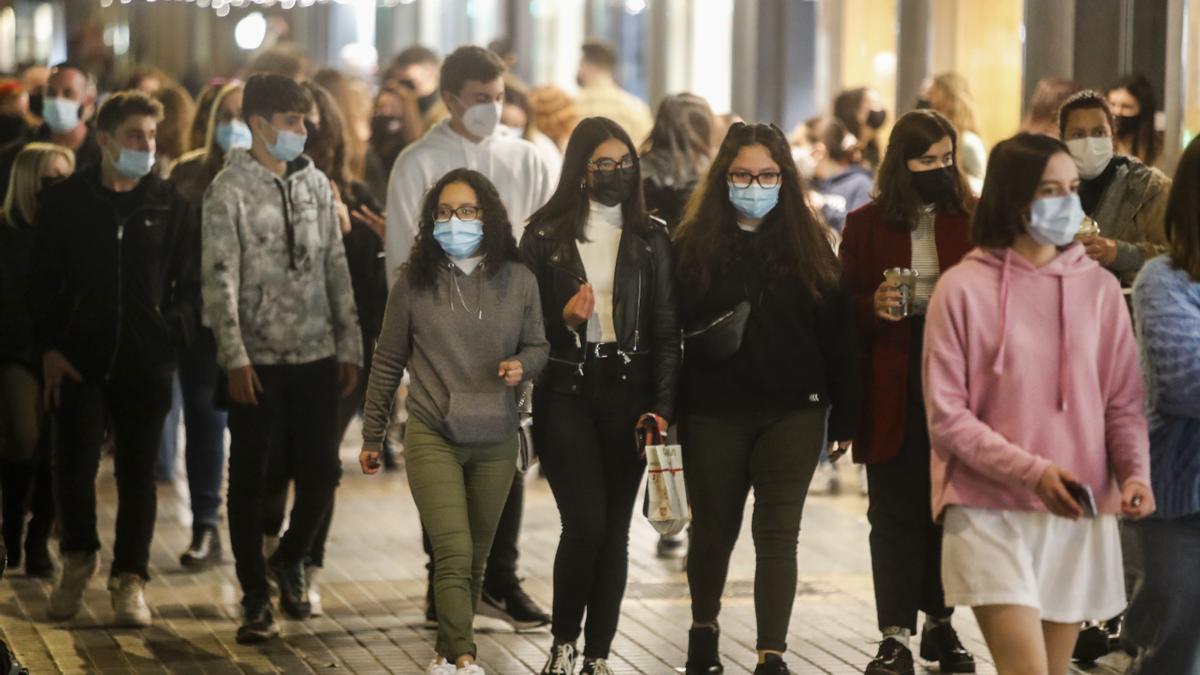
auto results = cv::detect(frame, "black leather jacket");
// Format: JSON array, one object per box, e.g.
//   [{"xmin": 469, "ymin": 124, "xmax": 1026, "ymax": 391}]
[{"xmin": 520, "ymin": 217, "xmax": 680, "ymax": 421}]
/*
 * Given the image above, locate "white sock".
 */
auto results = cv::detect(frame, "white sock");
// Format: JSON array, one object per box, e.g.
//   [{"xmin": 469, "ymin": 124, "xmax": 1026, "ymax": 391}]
[
  {"xmin": 881, "ymin": 626, "xmax": 911, "ymax": 648},
  {"xmin": 923, "ymin": 615, "xmax": 951, "ymax": 634}
]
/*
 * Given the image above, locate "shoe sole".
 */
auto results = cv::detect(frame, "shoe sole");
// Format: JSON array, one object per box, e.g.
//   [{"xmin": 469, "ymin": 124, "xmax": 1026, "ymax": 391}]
[
  {"xmin": 236, "ymin": 629, "xmax": 279, "ymax": 645},
  {"xmin": 112, "ymin": 614, "xmax": 152, "ymax": 628},
  {"xmin": 475, "ymin": 601, "xmax": 548, "ymax": 632}
]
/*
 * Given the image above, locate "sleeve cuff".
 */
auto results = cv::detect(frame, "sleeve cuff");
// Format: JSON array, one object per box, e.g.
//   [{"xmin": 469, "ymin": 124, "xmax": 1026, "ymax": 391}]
[
  {"xmin": 1110, "ymin": 240, "xmax": 1143, "ymax": 274},
  {"xmin": 1019, "ymin": 455, "xmax": 1053, "ymax": 490}
]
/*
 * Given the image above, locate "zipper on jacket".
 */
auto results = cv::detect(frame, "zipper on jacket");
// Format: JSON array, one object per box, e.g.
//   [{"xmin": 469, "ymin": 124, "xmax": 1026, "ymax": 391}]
[
  {"xmin": 105, "ymin": 224, "xmax": 125, "ymax": 381},
  {"xmin": 549, "ymin": 253, "xmax": 587, "ymax": 351},
  {"xmin": 633, "ymin": 272, "xmax": 642, "ymax": 351},
  {"xmin": 274, "ymin": 178, "xmax": 297, "ymax": 270}
]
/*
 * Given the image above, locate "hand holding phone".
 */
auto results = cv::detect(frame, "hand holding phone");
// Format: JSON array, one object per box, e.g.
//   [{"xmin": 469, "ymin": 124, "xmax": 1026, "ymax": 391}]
[{"xmin": 1062, "ymin": 479, "xmax": 1097, "ymax": 518}]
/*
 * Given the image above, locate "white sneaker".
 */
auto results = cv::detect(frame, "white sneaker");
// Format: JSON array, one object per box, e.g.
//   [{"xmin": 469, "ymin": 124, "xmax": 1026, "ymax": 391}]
[
  {"xmin": 457, "ymin": 664, "xmax": 485, "ymax": 674},
  {"xmin": 111, "ymin": 573, "xmax": 152, "ymax": 627},
  {"xmin": 48, "ymin": 550, "xmax": 99, "ymax": 620},
  {"xmin": 428, "ymin": 657, "xmax": 456, "ymax": 675},
  {"xmin": 306, "ymin": 564, "xmax": 323, "ymax": 616}
]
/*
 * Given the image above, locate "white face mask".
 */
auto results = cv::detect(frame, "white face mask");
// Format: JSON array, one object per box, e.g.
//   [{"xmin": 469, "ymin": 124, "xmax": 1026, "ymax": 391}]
[
  {"xmin": 459, "ymin": 99, "xmax": 502, "ymax": 138},
  {"xmin": 1065, "ymin": 136, "xmax": 1113, "ymax": 180}
]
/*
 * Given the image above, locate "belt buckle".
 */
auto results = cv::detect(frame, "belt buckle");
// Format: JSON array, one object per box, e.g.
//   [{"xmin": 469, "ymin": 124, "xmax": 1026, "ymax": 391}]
[{"xmin": 592, "ymin": 343, "xmax": 606, "ymax": 359}]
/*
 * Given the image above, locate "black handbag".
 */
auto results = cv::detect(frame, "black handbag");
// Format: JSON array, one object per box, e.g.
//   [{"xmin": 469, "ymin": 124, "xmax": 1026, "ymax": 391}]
[{"xmin": 682, "ymin": 300, "xmax": 751, "ymax": 362}]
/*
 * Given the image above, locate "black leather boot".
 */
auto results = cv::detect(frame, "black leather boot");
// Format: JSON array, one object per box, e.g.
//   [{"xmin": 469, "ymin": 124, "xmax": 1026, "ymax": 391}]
[{"xmin": 686, "ymin": 625, "xmax": 725, "ymax": 674}]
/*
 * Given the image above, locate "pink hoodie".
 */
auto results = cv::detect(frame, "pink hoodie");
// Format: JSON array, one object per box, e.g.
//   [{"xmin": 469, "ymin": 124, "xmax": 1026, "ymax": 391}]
[{"xmin": 923, "ymin": 244, "xmax": 1151, "ymax": 520}]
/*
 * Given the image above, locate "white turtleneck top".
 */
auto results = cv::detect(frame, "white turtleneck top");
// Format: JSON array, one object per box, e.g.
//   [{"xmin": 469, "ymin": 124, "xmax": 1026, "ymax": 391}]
[{"xmin": 577, "ymin": 200, "xmax": 623, "ymax": 343}]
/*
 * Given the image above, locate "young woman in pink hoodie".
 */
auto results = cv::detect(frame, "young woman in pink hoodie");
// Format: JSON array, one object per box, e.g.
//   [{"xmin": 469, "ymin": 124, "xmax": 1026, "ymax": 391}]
[{"xmin": 922, "ymin": 132, "xmax": 1155, "ymax": 675}]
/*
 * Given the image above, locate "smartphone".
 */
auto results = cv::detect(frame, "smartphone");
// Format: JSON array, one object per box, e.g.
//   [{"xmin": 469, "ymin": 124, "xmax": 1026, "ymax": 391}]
[{"xmin": 1063, "ymin": 479, "xmax": 1097, "ymax": 517}]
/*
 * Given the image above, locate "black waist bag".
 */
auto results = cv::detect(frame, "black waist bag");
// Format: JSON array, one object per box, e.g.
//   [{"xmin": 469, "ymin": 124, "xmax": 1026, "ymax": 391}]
[{"xmin": 682, "ymin": 300, "xmax": 751, "ymax": 363}]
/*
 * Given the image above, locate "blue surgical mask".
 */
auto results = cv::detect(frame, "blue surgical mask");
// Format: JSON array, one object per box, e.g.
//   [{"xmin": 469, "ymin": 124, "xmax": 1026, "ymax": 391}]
[
  {"xmin": 1028, "ymin": 193, "xmax": 1085, "ymax": 247},
  {"xmin": 111, "ymin": 145, "xmax": 155, "ymax": 179},
  {"xmin": 42, "ymin": 97, "xmax": 81, "ymax": 134},
  {"xmin": 266, "ymin": 125, "xmax": 307, "ymax": 163},
  {"xmin": 728, "ymin": 183, "xmax": 780, "ymax": 220},
  {"xmin": 433, "ymin": 217, "xmax": 484, "ymax": 259},
  {"xmin": 216, "ymin": 120, "xmax": 253, "ymax": 153}
]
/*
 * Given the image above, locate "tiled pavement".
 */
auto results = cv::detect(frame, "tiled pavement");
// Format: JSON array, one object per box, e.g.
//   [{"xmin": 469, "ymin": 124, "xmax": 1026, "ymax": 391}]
[{"xmin": 1, "ymin": 424, "xmax": 1133, "ymax": 674}]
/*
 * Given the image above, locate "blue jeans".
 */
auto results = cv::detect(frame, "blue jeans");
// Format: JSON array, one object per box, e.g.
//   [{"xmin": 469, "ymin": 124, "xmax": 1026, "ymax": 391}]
[
  {"xmin": 1125, "ymin": 513, "xmax": 1200, "ymax": 675},
  {"xmin": 178, "ymin": 330, "xmax": 228, "ymax": 528}
]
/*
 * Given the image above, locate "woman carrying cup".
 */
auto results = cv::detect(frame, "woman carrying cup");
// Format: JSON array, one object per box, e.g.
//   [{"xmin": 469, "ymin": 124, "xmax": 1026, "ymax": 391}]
[{"xmin": 839, "ymin": 110, "xmax": 976, "ymax": 675}]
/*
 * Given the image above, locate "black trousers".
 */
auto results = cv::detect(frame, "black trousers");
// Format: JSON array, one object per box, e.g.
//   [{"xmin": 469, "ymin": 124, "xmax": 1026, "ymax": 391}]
[
  {"xmin": 535, "ymin": 359, "xmax": 646, "ymax": 659},
  {"xmin": 227, "ymin": 358, "xmax": 340, "ymax": 607},
  {"xmin": 865, "ymin": 317, "xmax": 952, "ymax": 633},
  {"xmin": 54, "ymin": 372, "xmax": 174, "ymax": 580}
]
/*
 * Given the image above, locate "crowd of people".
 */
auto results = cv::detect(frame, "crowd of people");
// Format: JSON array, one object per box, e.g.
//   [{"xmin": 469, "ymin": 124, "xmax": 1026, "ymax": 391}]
[{"xmin": 0, "ymin": 32, "xmax": 1195, "ymax": 675}]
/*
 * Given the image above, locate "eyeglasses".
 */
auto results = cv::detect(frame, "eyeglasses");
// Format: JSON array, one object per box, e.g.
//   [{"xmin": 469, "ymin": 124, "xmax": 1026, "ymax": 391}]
[
  {"xmin": 588, "ymin": 156, "xmax": 635, "ymax": 172},
  {"xmin": 434, "ymin": 205, "xmax": 482, "ymax": 223},
  {"xmin": 728, "ymin": 171, "xmax": 782, "ymax": 189}
]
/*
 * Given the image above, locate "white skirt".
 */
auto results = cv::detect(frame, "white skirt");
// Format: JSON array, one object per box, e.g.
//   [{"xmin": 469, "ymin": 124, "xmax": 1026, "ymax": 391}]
[{"xmin": 941, "ymin": 506, "xmax": 1126, "ymax": 623}]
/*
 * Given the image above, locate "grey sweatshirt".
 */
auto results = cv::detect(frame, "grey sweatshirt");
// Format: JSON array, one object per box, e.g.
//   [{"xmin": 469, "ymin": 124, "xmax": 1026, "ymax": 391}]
[
  {"xmin": 361, "ymin": 258, "xmax": 549, "ymax": 450},
  {"xmin": 202, "ymin": 149, "xmax": 362, "ymax": 369}
]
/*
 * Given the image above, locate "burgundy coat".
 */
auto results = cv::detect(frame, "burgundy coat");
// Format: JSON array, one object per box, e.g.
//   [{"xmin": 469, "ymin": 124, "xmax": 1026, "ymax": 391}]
[{"xmin": 838, "ymin": 202, "xmax": 973, "ymax": 464}]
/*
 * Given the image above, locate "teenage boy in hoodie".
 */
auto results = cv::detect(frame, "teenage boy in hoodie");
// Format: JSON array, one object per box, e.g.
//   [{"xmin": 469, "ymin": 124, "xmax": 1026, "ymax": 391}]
[
  {"xmin": 385, "ymin": 45, "xmax": 552, "ymax": 630},
  {"xmin": 202, "ymin": 74, "xmax": 362, "ymax": 644},
  {"xmin": 32, "ymin": 91, "xmax": 199, "ymax": 627}
]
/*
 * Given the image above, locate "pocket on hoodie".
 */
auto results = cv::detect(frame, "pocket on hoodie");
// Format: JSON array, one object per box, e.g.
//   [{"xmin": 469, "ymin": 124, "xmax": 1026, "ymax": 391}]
[{"xmin": 443, "ymin": 391, "xmax": 516, "ymax": 446}]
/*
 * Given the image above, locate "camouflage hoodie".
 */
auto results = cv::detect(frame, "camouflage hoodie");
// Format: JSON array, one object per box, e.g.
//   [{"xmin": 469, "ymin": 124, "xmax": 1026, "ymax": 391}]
[{"xmin": 201, "ymin": 149, "xmax": 362, "ymax": 370}]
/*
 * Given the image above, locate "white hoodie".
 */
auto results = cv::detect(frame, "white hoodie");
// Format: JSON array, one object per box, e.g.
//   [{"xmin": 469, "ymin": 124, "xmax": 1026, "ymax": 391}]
[{"xmin": 385, "ymin": 119, "xmax": 553, "ymax": 284}]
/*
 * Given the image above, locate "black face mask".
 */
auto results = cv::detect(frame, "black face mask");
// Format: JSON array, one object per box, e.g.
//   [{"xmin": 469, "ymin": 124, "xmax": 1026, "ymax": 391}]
[
  {"xmin": 28, "ymin": 93, "xmax": 43, "ymax": 117},
  {"xmin": 866, "ymin": 109, "xmax": 888, "ymax": 129},
  {"xmin": 587, "ymin": 167, "xmax": 637, "ymax": 207},
  {"xmin": 417, "ymin": 91, "xmax": 438, "ymax": 115},
  {"xmin": 371, "ymin": 114, "xmax": 404, "ymax": 140},
  {"xmin": 910, "ymin": 166, "xmax": 956, "ymax": 204},
  {"xmin": 1115, "ymin": 114, "xmax": 1140, "ymax": 137}
]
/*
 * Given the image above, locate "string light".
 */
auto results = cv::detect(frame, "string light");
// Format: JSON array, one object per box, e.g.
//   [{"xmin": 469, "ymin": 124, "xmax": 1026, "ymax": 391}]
[{"xmin": 94, "ymin": 0, "xmax": 423, "ymax": 12}]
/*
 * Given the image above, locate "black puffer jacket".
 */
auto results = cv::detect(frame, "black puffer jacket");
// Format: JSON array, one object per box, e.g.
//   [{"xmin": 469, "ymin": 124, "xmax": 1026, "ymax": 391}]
[
  {"xmin": 31, "ymin": 166, "xmax": 200, "ymax": 380},
  {"xmin": 520, "ymin": 217, "xmax": 680, "ymax": 421}
]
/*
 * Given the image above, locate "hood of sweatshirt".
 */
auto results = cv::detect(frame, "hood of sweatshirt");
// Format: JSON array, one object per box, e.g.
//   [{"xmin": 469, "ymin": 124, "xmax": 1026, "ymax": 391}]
[{"xmin": 960, "ymin": 243, "xmax": 1099, "ymax": 411}]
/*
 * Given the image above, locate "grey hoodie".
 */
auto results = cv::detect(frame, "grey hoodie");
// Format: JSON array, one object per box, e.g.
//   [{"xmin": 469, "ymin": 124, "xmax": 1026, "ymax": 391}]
[
  {"xmin": 201, "ymin": 149, "xmax": 362, "ymax": 370},
  {"xmin": 361, "ymin": 259, "xmax": 549, "ymax": 450}
]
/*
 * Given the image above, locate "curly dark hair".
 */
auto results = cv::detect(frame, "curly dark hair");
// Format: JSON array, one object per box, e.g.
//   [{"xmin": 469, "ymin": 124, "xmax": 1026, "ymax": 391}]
[
  {"xmin": 405, "ymin": 168, "xmax": 520, "ymax": 289},
  {"xmin": 673, "ymin": 121, "xmax": 840, "ymax": 299}
]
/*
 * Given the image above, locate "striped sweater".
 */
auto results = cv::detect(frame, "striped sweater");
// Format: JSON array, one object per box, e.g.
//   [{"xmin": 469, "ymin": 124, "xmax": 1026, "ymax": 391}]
[{"xmin": 1132, "ymin": 255, "xmax": 1200, "ymax": 519}]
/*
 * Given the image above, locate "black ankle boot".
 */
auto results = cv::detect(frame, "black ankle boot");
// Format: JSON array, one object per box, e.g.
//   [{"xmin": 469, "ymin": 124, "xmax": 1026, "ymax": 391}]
[
  {"xmin": 686, "ymin": 625, "xmax": 724, "ymax": 674},
  {"xmin": 23, "ymin": 457, "xmax": 54, "ymax": 578}
]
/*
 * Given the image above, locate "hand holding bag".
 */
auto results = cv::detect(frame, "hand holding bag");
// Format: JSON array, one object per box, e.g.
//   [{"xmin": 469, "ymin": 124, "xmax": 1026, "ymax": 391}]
[{"xmin": 641, "ymin": 425, "xmax": 690, "ymax": 536}]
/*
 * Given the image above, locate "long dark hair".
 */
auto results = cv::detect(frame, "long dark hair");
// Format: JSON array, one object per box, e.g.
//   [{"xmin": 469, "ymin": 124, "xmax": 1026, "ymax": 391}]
[
  {"xmin": 1108, "ymin": 73, "xmax": 1161, "ymax": 167},
  {"xmin": 640, "ymin": 93, "xmax": 713, "ymax": 184},
  {"xmin": 1165, "ymin": 135, "xmax": 1200, "ymax": 279},
  {"xmin": 406, "ymin": 168, "xmax": 519, "ymax": 289},
  {"xmin": 302, "ymin": 81, "xmax": 351, "ymax": 195},
  {"xmin": 873, "ymin": 110, "xmax": 972, "ymax": 230},
  {"xmin": 673, "ymin": 122, "xmax": 839, "ymax": 299},
  {"xmin": 971, "ymin": 133, "xmax": 1069, "ymax": 249},
  {"xmin": 527, "ymin": 116, "xmax": 651, "ymax": 241}
]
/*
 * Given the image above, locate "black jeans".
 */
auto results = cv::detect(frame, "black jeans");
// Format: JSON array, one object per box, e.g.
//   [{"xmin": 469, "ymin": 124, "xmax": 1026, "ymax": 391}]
[
  {"xmin": 227, "ymin": 358, "xmax": 340, "ymax": 607},
  {"xmin": 683, "ymin": 407, "xmax": 827, "ymax": 653},
  {"xmin": 54, "ymin": 372, "xmax": 174, "ymax": 580},
  {"xmin": 261, "ymin": 342, "xmax": 375, "ymax": 568},
  {"xmin": 535, "ymin": 359, "xmax": 646, "ymax": 659},
  {"xmin": 865, "ymin": 317, "xmax": 951, "ymax": 633}
]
